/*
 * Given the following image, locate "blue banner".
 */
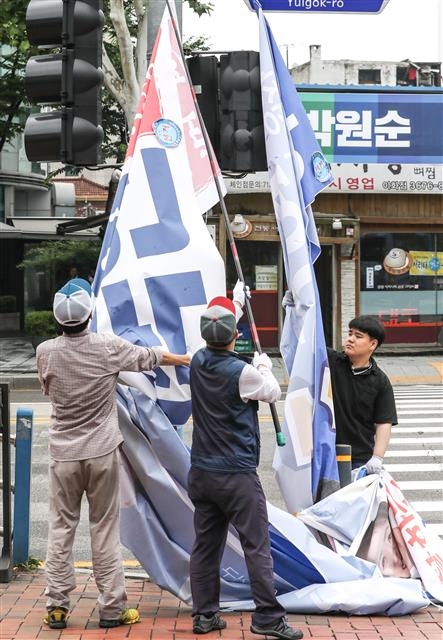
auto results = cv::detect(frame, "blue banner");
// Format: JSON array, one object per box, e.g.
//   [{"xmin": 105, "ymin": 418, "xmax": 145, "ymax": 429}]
[
  {"xmin": 300, "ymin": 93, "xmax": 443, "ymax": 164},
  {"xmin": 257, "ymin": 5, "xmax": 340, "ymax": 510}
]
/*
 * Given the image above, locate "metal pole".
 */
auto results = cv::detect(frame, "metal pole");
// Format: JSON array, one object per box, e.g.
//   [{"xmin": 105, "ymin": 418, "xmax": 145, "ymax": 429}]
[
  {"xmin": 13, "ymin": 408, "xmax": 34, "ymax": 566},
  {"xmin": 164, "ymin": 0, "xmax": 285, "ymax": 446},
  {"xmin": 336, "ymin": 444, "xmax": 352, "ymax": 487},
  {"xmin": 0, "ymin": 384, "xmax": 13, "ymax": 582}
]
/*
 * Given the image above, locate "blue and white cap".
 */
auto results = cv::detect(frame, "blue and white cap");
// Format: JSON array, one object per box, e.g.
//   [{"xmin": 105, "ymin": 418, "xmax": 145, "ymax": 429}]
[{"xmin": 53, "ymin": 278, "xmax": 92, "ymax": 326}]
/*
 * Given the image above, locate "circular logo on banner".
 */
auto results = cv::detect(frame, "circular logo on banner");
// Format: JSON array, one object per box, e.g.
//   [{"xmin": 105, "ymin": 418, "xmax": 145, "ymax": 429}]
[
  {"xmin": 152, "ymin": 119, "xmax": 182, "ymax": 147},
  {"xmin": 311, "ymin": 151, "xmax": 332, "ymax": 183}
]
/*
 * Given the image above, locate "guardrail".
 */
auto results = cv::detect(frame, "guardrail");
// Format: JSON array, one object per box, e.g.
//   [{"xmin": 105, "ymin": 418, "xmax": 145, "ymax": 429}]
[{"xmin": 0, "ymin": 383, "xmax": 34, "ymax": 582}]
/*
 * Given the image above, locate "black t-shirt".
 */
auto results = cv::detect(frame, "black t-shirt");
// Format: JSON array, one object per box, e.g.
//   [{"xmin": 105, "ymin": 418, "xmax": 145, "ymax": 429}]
[{"xmin": 327, "ymin": 349, "xmax": 398, "ymax": 465}]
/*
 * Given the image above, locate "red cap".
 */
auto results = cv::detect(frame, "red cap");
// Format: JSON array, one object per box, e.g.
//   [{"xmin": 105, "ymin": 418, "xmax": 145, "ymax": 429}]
[{"xmin": 207, "ymin": 296, "xmax": 236, "ymax": 316}]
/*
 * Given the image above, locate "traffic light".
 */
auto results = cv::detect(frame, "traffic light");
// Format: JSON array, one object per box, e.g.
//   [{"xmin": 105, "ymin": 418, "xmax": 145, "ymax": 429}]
[
  {"xmin": 187, "ymin": 55, "xmax": 219, "ymax": 158},
  {"xmin": 219, "ymin": 51, "xmax": 266, "ymax": 172},
  {"xmin": 24, "ymin": 0, "xmax": 104, "ymax": 166}
]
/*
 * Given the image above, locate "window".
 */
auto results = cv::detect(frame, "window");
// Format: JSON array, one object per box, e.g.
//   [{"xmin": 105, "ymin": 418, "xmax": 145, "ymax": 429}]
[
  {"xmin": 358, "ymin": 69, "xmax": 381, "ymax": 85},
  {"xmin": 360, "ymin": 232, "xmax": 443, "ymax": 344}
]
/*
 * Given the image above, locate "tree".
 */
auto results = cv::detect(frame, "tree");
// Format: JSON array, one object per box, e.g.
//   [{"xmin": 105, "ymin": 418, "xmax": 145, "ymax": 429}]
[
  {"xmin": 0, "ymin": 0, "xmax": 213, "ymax": 157},
  {"xmin": 103, "ymin": 0, "xmax": 213, "ymax": 154},
  {"xmin": 0, "ymin": 0, "xmax": 36, "ymax": 153},
  {"xmin": 18, "ymin": 239, "xmax": 102, "ymax": 299}
]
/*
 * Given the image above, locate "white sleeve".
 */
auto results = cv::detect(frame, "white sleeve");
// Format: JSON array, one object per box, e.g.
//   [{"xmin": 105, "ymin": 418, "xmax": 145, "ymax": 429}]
[
  {"xmin": 238, "ymin": 363, "xmax": 281, "ymax": 403},
  {"xmin": 234, "ymin": 302, "xmax": 244, "ymax": 322}
]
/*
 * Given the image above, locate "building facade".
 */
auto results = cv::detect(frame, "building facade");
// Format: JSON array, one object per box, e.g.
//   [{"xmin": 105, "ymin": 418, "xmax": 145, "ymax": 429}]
[{"xmin": 200, "ymin": 50, "xmax": 443, "ymax": 350}]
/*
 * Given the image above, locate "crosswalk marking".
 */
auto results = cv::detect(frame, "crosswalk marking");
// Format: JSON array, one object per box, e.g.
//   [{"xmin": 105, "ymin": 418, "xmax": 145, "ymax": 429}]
[
  {"xmin": 385, "ymin": 449, "xmax": 443, "ymax": 457},
  {"xmin": 390, "ymin": 385, "xmax": 442, "ymax": 540},
  {"xmin": 385, "ymin": 463, "xmax": 443, "ymax": 472},
  {"xmin": 393, "ymin": 426, "xmax": 443, "ymax": 432},
  {"xmin": 425, "ymin": 523, "xmax": 443, "ymax": 536},
  {"xmin": 390, "ymin": 437, "xmax": 443, "ymax": 443},
  {"xmin": 393, "ymin": 480, "xmax": 443, "ymax": 490},
  {"xmin": 396, "ymin": 417, "xmax": 442, "ymax": 424},
  {"xmin": 410, "ymin": 501, "xmax": 443, "ymax": 512},
  {"xmin": 397, "ymin": 409, "xmax": 443, "ymax": 415}
]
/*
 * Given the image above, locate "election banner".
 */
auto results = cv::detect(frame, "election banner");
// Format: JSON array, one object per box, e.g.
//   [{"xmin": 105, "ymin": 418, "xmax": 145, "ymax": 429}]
[
  {"xmin": 298, "ymin": 470, "xmax": 443, "ymax": 603},
  {"xmin": 89, "ymin": 1, "xmax": 439, "ymax": 618},
  {"xmin": 256, "ymin": 3, "xmax": 339, "ymax": 510},
  {"xmin": 90, "ymin": 3, "xmax": 226, "ymax": 565}
]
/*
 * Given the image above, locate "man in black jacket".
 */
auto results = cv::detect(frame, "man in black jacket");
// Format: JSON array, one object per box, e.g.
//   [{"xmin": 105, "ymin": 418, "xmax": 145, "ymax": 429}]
[{"xmin": 188, "ymin": 295, "xmax": 303, "ymax": 640}]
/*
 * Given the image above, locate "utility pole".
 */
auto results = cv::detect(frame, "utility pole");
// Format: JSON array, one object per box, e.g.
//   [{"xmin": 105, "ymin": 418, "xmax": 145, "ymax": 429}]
[{"xmin": 147, "ymin": 0, "xmax": 183, "ymax": 65}]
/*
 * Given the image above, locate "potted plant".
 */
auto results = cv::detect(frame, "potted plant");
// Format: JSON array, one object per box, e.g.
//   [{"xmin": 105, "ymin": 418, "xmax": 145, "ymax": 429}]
[
  {"xmin": 25, "ymin": 310, "xmax": 58, "ymax": 350},
  {"xmin": 0, "ymin": 295, "xmax": 20, "ymax": 332}
]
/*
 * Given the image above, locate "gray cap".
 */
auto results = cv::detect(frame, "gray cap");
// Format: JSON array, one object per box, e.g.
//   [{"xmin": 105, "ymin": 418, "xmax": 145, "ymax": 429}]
[
  {"xmin": 53, "ymin": 278, "xmax": 92, "ymax": 326},
  {"xmin": 200, "ymin": 300, "xmax": 237, "ymax": 346}
]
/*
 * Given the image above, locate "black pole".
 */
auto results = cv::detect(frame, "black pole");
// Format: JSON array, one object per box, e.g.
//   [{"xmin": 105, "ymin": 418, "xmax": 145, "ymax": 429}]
[{"xmin": 164, "ymin": 0, "xmax": 285, "ymax": 446}]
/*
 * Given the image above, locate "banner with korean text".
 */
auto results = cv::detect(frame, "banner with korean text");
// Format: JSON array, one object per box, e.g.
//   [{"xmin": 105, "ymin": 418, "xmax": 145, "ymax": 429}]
[{"xmin": 257, "ymin": 4, "xmax": 339, "ymax": 510}]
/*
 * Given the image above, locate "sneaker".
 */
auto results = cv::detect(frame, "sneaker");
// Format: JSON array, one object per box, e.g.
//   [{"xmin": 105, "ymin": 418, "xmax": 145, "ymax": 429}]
[
  {"xmin": 250, "ymin": 616, "xmax": 303, "ymax": 640},
  {"xmin": 43, "ymin": 607, "xmax": 68, "ymax": 629},
  {"xmin": 193, "ymin": 614, "xmax": 227, "ymax": 634},
  {"xmin": 99, "ymin": 607, "xmax": 140, "ymax": 628}
]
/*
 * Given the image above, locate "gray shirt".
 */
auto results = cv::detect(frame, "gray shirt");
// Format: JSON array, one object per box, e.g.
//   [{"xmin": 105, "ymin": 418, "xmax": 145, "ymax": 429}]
[{"xmin": 37, "ymin": 329, "xmax": 163, "ymax": 461}]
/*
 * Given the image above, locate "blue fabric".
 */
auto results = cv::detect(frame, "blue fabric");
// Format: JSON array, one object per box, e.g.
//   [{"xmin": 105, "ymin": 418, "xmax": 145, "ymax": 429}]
[{"xmin": 59, "ymin": 277, "xmax": 92, "ymax": 296}]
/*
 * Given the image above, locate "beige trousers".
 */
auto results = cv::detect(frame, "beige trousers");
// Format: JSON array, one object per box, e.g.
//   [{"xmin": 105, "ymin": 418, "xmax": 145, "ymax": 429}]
[{"xmin": 45, "ymin": 448, "xmax": 127, "ymax": 619}]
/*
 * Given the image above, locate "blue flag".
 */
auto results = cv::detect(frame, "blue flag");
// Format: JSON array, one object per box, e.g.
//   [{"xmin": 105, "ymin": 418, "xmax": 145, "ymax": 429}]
[{"xmin": 257, "ymin": 5, "xmax": 340, "ymax": 511}]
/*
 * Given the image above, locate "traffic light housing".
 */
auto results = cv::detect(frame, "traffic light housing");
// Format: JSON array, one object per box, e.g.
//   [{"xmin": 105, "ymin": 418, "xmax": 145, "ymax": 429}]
[
  {"xmin": 187, "ymin": 55, "xmax": 219, "ymax": 158},
  {"xmin": 219, "ymin": 51, "xmax": 266, "ymax": 172},
  {"xmin": 24, "ymin": 0, "xmax": 104, "ymax": 166}
]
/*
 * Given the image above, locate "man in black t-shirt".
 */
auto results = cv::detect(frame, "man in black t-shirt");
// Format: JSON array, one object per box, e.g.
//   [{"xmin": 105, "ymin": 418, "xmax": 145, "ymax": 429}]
[
  {"xmin": 326, "ymin": 316, "xmax": 397, "ymax": 472},
  {"xmin": 282, "ymin": 293, "xmax": 397, "ymax": 474}
]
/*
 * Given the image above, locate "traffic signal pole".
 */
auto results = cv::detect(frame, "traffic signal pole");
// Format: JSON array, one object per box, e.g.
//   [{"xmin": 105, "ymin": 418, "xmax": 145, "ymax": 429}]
[{"xmin": 165, "ymin": 0, "xmax": 285, "ymax": 447}]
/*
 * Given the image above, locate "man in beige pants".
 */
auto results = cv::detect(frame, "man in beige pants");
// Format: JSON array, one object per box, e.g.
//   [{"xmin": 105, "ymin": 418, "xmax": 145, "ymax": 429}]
[{"xmin": 37, "ymin": 278, "xmax": 190, "ymax": 629}]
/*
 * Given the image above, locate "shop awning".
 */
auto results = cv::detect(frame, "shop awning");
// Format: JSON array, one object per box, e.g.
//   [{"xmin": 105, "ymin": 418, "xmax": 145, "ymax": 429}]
[{"xmin": 4, "ymin": 217, "xmax": 100, "ymax": 240}]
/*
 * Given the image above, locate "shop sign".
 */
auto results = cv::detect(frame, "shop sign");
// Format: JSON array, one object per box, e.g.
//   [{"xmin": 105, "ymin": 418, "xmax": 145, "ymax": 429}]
[
  {"xmin": 224, "ymin": 164, "xmax": 443, "ymax": 194},
  {"xmin": 255, "ymin": 265, "xmax": 278, "ymax": 290},
  {"xmin": 300, "ymin": 93, "xmax": 443, "ymax": 164},
  {"xmin": 409, "ymin": 251, "xmax": 443, "ymax": 277}
]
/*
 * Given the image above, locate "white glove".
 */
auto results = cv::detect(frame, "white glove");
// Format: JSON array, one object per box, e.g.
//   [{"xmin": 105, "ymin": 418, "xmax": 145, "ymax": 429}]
[
  {"xmin": 282, "ymin": 290, "xmax": 295, "ymax": 308},
  {"xmin": 252, "ymin": 351, "xmax": 273, "ymax": 370},
  {"xmin": 365, "ymin": 455, "xmax": 383, "ymax": 475},
  {"xmin": 233, "ymin": 279, "xmax": 250, "ymax": 308}
]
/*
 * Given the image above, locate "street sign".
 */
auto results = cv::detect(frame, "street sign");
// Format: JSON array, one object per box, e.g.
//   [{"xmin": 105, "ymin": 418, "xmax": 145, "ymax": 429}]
[{"xmin": 243, "ymin": 0, "xmax": 391, "ymax": 13}]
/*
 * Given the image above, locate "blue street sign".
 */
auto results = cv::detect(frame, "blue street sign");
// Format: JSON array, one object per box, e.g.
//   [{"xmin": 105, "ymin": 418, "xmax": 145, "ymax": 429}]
[{"xmin": 243, "ymin": 0, "xmax": 391, "ymax": 13}]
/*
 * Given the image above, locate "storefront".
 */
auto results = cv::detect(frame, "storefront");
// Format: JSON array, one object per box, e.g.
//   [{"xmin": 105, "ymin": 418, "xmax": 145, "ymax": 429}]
[
  {"xmin": 206, "ymin": 210, "xmax": 359, "ymax": 351},
  {"xmin": 208, "ymin": 86, "xmax": 443, "ymax": 349},
  {"xmin": 360, "ymin": 231, "xmax": 443, "ymax": 344}
]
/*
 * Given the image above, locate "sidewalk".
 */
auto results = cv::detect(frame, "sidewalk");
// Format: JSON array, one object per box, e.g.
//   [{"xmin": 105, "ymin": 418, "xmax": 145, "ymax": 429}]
[
  {"xmin": 0, "ymin": 336, "xmax": 442, "ymax": 388},
  {"xmin": 1, "ymin": 568, "xmax": 442, "ymax": 640}
]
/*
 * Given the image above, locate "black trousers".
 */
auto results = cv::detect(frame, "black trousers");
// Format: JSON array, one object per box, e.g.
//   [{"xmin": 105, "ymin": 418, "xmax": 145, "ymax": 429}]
[{"xmin": 188, "ymin": 467, "xmax": 285, "ymax": 626}]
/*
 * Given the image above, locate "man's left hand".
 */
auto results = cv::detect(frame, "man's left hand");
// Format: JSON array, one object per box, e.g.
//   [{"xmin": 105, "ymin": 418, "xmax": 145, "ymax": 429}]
[{"xmin": 365, "ymin": 455, "xmax": 383, "ymax": 474}]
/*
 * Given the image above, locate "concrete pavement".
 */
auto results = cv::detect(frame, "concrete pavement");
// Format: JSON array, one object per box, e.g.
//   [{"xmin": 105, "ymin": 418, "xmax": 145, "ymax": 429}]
[{"xmin": 1, "ymin": 568, "xmax": 442, "ymax": 640}]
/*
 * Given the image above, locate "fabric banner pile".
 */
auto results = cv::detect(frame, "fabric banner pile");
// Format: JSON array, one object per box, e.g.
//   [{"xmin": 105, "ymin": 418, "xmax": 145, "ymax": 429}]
[{"xmin": 91, "ymin": 3, "xmax": 443, "ymax": 616}]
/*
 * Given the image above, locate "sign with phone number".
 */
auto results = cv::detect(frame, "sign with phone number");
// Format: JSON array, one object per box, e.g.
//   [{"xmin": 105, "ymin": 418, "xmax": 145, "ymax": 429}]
[{"xmin": 224, "ymin": 165, "xmax": 443, "ymax": 194}]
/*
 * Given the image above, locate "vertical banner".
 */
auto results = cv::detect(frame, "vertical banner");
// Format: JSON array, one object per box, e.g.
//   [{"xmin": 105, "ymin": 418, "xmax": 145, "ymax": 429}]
[
  {"xmin": 257, "ymin": 4, "xmax": 339, "ymax": 511},
  {"xmin": 90, "ymin": 5, "xmax": 226, "ymax": 591},
  {"xmin": 92, "ymin": 6, "xmax": 226, "ymax": 423}
]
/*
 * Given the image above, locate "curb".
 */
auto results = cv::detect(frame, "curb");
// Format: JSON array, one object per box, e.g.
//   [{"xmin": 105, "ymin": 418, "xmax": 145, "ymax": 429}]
[{"xmin": 0, "ymin": 374, "xmax": 41, "ymax": 390}]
